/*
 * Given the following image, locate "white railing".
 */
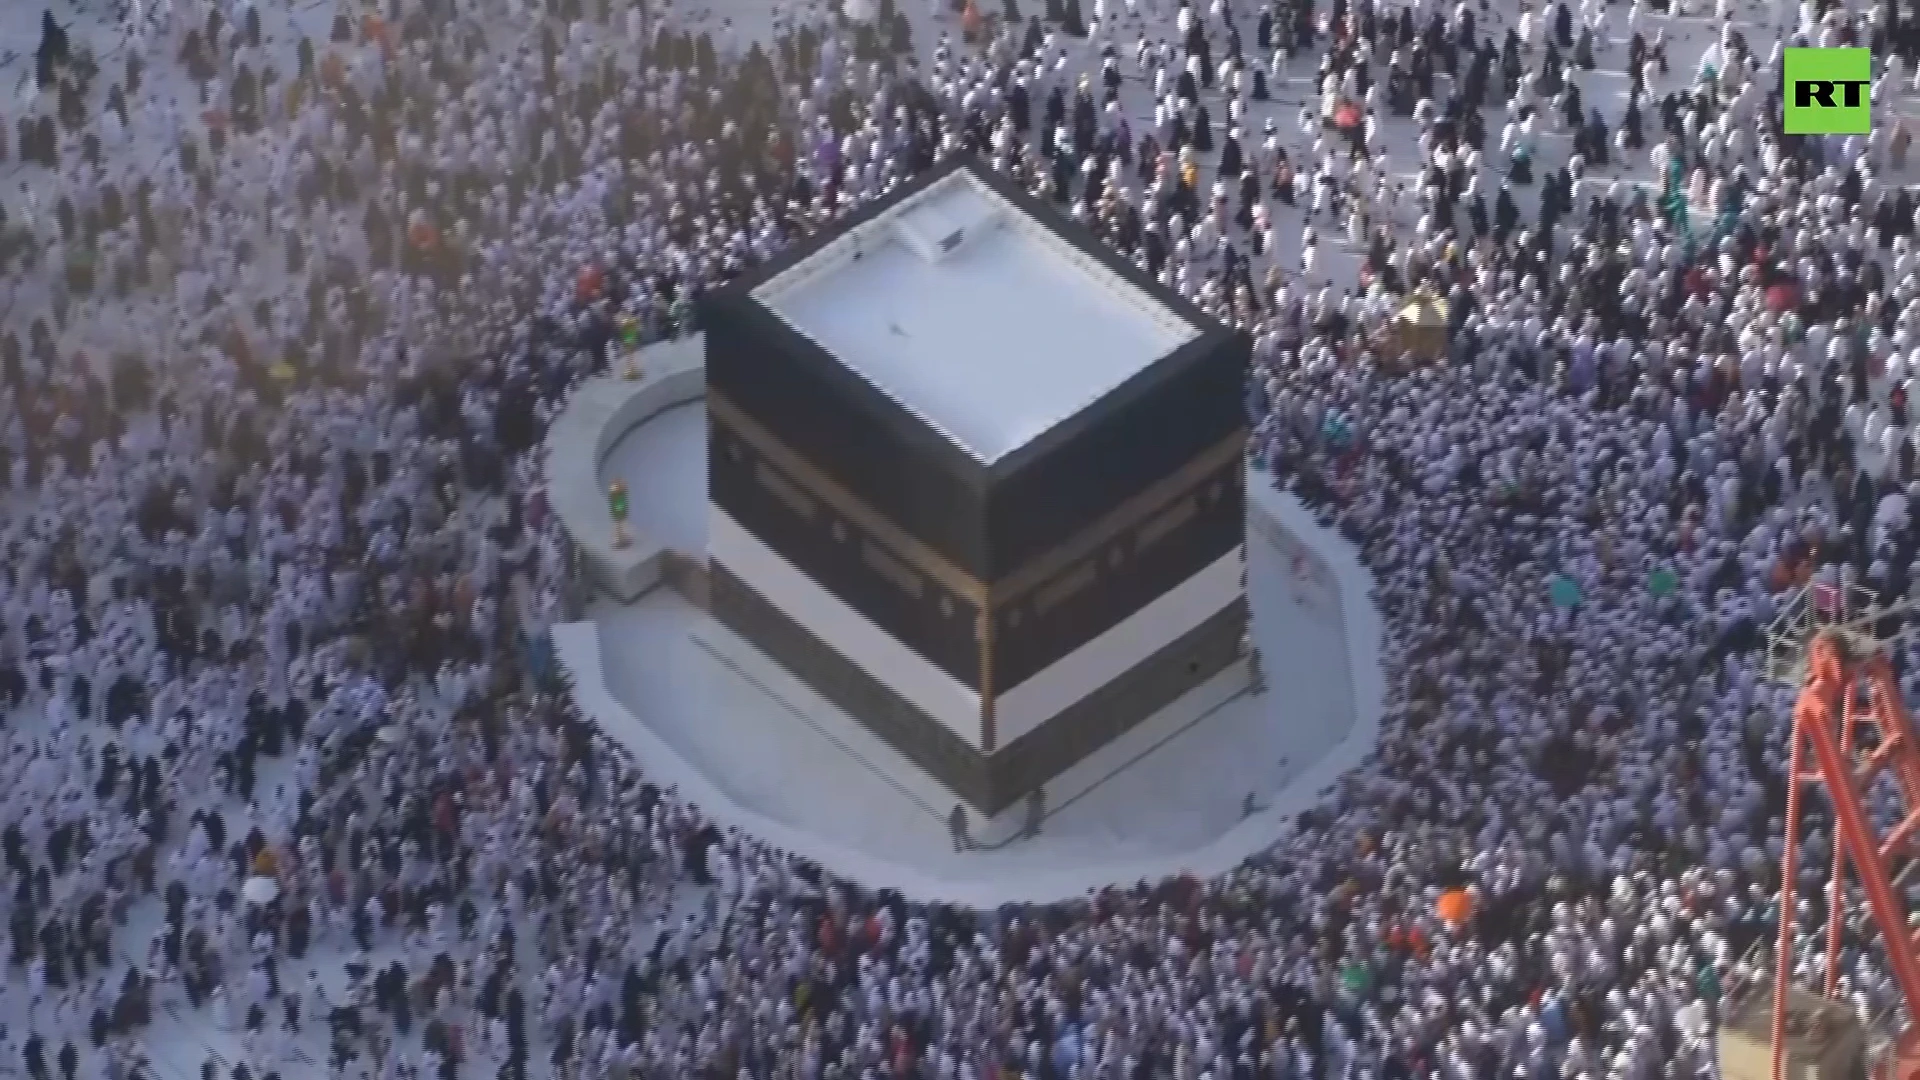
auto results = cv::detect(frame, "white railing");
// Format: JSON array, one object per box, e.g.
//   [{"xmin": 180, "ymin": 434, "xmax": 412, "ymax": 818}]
[{"xmin": 1765, "ymin": 580, "xmax": 1879, "ymax": 685}]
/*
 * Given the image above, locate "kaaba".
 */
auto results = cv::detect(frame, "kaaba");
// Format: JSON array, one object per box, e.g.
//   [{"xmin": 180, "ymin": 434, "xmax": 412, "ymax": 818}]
[{"xmin": 701, "ymin": 156, "xmax": 1251, "ymax": 815}]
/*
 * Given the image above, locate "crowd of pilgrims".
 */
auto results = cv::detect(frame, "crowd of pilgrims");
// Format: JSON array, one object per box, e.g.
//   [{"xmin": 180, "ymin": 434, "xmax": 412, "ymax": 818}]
[{"xmin": 5, "ymin": 0, "xmax": 1920, "ymax": 1072}]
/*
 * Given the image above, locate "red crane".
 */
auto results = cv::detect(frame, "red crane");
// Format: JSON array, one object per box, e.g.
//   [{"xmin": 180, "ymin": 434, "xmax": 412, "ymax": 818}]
[{"xmin": 1774, "ymin": 623, "xmax": 1920, "ymax": 1080}]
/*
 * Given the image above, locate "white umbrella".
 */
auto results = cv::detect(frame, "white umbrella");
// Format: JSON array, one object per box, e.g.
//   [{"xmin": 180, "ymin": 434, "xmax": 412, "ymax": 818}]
[
  {"xmin": 375, "ymin": 725, "xmax": 404, "ymax": 745},
  {"xmin": 242, "ymin": 876, "xmax": 280, "ymax": 905},
  {"xmin": 844, "ymin": 0, "xmax": 878, "ymax": 21}
]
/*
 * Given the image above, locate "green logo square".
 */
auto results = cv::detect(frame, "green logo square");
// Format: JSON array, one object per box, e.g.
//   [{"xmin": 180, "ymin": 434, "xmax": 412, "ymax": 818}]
[{"xmin": 1783, "ymin": 47, "xmax": 1871, "ymax": 135}]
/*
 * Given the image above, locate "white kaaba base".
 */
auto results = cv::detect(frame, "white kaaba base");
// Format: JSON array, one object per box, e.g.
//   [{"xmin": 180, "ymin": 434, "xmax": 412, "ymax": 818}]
[{"xmin": 549, "ymin": 352, "xmax": 1384, "ymax": 906}]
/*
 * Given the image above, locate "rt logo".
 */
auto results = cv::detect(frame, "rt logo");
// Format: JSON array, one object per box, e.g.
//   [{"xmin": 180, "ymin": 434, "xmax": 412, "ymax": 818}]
[{"xmin": 1784, "ymin": 47, "xmax": 1871, "ymax": 135}]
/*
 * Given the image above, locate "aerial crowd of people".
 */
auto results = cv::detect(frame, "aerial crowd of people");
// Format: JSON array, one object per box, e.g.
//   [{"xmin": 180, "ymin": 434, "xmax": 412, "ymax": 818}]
[{"xmin": 1, "ymin": 0, "xmax": 1919, "ymax": 1075}]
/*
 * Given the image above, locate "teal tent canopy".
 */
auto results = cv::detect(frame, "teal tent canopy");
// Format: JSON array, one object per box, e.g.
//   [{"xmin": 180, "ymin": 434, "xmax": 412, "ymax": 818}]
[
  {"xmin": 1341, "ymin": 963, "xmax": 1371, "ymax": 995},
  {"xmin": 1549, "ymin": 575, "xmax": 1582, "ymax": 609}
]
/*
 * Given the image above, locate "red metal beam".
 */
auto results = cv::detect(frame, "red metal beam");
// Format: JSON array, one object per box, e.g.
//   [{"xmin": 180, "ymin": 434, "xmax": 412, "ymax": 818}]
[{"xmin": 1776, "ymin": 635, "xmax": 1920, "ymax": 1079}]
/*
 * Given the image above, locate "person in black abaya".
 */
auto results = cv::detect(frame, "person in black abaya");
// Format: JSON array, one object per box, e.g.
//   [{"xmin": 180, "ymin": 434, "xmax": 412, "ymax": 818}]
[
  {"xmin": 1561, "ymin": 82, "xmax": 1583, "ymax": 133},
  {"xmin": 35, "ymin": 11, "xmax": 67, "ymax": 90},
  {"xmin": 1218, "ymin": 127, "xmax": 1243, "ymax": 178}
]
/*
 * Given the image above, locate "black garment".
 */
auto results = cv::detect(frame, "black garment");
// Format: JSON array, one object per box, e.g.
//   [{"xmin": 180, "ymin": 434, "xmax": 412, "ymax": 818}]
[{"xmin": 22, "ymin": 1034, "xmax": 45, "ymax": 1080}]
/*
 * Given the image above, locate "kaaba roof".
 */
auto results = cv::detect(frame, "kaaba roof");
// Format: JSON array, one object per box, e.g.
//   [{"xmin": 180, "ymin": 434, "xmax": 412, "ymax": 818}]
[
  {"xmin": 703, "ymin": 155, "xmax": 1247, "ymax": 581},
  {"xmin": 749, "ymin": 159, "xmax": 1202, "ymax": 464}
]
